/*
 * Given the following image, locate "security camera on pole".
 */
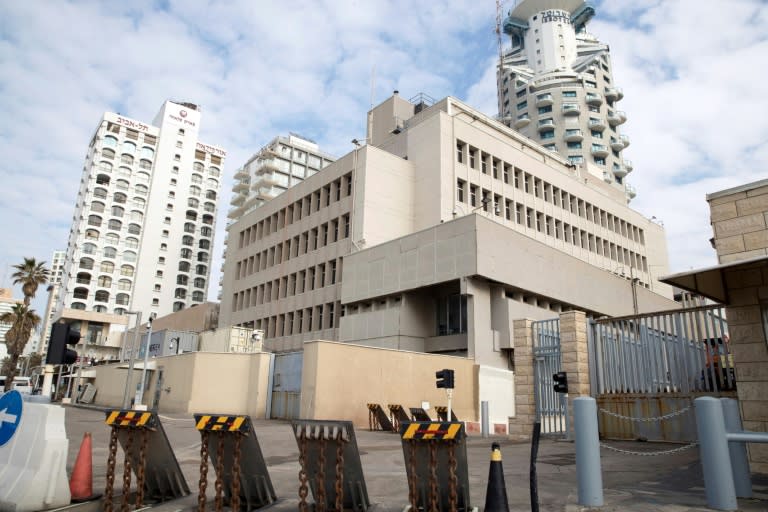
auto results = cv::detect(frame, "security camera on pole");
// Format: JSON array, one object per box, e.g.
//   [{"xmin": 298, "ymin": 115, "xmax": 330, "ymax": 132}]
[{"xmin": 435, "ymin": 368, "xmax": 455, "ymax": 419}]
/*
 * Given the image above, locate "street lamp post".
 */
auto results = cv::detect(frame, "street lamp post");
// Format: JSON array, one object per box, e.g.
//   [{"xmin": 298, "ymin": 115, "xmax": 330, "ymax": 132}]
[
  {"xmin": 122, "ymin": 311, "xmax": 142, "ymax": 409},
  {"xmin": 136, "ymin": 317, "xmax": 153, "ymax": 408}
]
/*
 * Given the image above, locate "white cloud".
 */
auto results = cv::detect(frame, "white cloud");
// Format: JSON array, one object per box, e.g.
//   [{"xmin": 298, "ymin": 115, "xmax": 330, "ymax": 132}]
[{"xmin": 0, "ymin": 0, "xmax": 766, "ymax": 317}]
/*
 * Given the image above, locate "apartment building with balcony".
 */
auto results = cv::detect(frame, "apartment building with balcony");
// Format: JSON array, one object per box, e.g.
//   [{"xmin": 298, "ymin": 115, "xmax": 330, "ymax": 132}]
[
  {"xmin": 498, "ymin": 0, "xmax": 634, "ymax": 199},
  {"xmin": 55, "ymin": 101, "xmax": 226, "ymax": 359},
  {"xmin": 220, "ymin": 92, "xmax": 677, "ymax": 364}
]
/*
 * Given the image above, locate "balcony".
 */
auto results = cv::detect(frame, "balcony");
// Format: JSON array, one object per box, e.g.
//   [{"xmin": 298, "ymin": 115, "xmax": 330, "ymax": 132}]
[
  {"xmin": 610, "ymin": 137, "xmax": 625, "ymax": 152},
  {"xmin": 535, "ymin": 93, "xmax": 554, "ymax": 107},
  {"xmin": 591, "ymin": 144, "xmax": 609, "ymax": 158},
  {"xmin": 621, "ymin": 134, "xmax": 630, "ymax": 148},
  {"xmin": 564, "ymin": 129, "xmax": 583, "ymax": 142},
  {"xmin": 537, "ymin": 119, "xmax": 556, "ymax": 132},
  {"xmin": 585, "ymin": 93, "xmax": 603, "ymax": 106},
  {"xmin": 514, "ymin": 114, "xmax": 531, "ymax": 128},
  {"xmin": 608, "ymin": 110, "xmax": 627, "ymax": 126},
  {"xmin": 623, "ymin": 159, "xmax": 634, "ymax": 172},
  {"xmin": 561, "ymin": 103, "xmax": 581, "ymax": 116},
  {"xmin": 234, "ymin": 168, "xmax": 248, "ymax": 179},
  {"xmin": 605, "ymin": 87, "xmax": 623, "ymax": 101},
  {"xmin": 233, "ymin": 181, "xmax": 249, "ymax": 193},
  {"xmin": 625, "ymin": 183, "xmax": 637, "ymax": 200},
  {"xmin": 588, "ymin": 118, "xmax": 606, "ymax": 131},
  {"xmin": 613, "ymin": 165, "xmax": 628, "ymax": 178},
  {"xmin": 230, "ymin": 193, "xmax": 245, "ymax": 207}
]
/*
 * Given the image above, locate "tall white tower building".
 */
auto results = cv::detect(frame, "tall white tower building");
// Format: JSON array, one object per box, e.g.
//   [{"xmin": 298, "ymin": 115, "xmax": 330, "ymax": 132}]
[
  {"xmin": 498, "ymin": 0, "xmax": 633, "ymax": 200},
  {"xmin": 55, "ymin": 101, "xmax": 226, "ymax": 359},
  {"xmin": 34, "ymin": 249, "xmax": 66, "ymax": 357}
]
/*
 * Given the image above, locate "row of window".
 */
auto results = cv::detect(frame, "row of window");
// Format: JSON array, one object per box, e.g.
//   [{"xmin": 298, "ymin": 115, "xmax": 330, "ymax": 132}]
[
  {"xmin": 235, "ymin": 215, "xmax": 350, "ymax": 279},
  {"xmin": 455, "ymin": 140, "xmax": 644, "ymax": 244},
  {"xmin": 251, "ymin": 302, "xmax": 341, "ymax": 339},
  {"xmin": 238, "ymin": 173, "xmax": 353, "ymax": 248},
  {"xmin": 74, "ymin": 272, "xmax": 132, "ymax": 290},
  {"xmin": 70, "ymin": 302, "xmax": 130, "ymax": 315},
  {"xmin": 78, "ymin": 258, "xmax": 135, "ymax": 275},
  {"xmin": 232, "ymin": 258, "xmax": 341, "ymax": 311}
]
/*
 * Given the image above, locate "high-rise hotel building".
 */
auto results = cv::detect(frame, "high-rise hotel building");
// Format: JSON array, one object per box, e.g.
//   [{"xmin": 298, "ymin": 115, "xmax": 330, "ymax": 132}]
[
  {"xmin": 498, "ymin": 0, "xmax": 633, "ymax": 199},
  {"xmin": 55, "ymin": 101, "xmax": 225, "ymax": 358}
]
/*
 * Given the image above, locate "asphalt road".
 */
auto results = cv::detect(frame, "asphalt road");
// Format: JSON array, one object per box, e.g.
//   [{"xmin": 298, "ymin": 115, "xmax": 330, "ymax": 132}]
[{"xmin": 63, "ymin": 405, "xmax": 768, "ymax": 511}]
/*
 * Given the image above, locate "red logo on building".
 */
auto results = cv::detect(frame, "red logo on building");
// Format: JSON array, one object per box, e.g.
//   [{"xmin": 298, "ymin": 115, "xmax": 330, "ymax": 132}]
[{"xmin": 180, "ymin": 110, "xmax": 187, "ymax": 118}]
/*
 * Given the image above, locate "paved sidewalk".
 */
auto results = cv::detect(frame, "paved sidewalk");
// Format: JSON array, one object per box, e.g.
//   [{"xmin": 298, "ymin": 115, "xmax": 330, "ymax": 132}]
[{"xmin": 66, "ymin": 405, "xmax": 768, "ymax": 511}]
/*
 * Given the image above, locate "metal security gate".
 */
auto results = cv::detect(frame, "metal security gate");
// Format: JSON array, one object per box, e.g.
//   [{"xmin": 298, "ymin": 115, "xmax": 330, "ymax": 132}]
[
  {"xmin": 532, "ymin": 318, "xmax": 567, "ymax": 436},
  {"xmin": 271, "ymin": 351, "xmax": 303, "ymax": 419}
]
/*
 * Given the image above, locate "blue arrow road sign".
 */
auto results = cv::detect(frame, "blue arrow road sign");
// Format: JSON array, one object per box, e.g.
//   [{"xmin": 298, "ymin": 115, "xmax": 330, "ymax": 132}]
[{"xmin": 0, "ymin": 390, "xmax": 23, "ymax": 447}]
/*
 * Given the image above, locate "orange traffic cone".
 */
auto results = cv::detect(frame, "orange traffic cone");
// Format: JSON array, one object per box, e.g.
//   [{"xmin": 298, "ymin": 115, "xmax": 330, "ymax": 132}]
[
  {"xmin": 484, "ymin": 442, "xmax": 510, "ymax": 511},
  {"xmin": 70, "ymin": 432, "xmax": 96, "ymax": 502}
]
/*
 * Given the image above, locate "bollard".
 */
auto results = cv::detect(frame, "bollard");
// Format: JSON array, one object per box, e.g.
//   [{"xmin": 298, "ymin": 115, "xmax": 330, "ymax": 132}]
[
  {"xmin": 721, "ymin": 398, "xmax": 752, "ymax": 498},
  {"xmin": 574, "ymin": 397, "xmax": 603, "ymax": 507},
  {"xmin": 694, "ymin": 397, "xmax": 737, "ymax": 511},
  {"xmin": 481, "ymin": 401, "xmax": 490, "ymax": 438}
]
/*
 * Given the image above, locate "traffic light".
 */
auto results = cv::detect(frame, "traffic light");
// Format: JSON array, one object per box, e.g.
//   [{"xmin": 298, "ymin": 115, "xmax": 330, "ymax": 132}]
[
  {"xmin": 553, "ymin": 371, "xmax": 568, "ymax": 394},
  {"xmin": 45, "ymin": 323, "xmax": 81, "ymax": 365},
  {"xmin": 436, "ymin": 369, "xmax": 455, "ymax": 389}
]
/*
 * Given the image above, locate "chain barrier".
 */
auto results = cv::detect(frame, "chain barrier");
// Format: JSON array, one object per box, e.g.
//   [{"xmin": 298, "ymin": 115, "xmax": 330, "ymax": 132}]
[
  {"xmin": 298, "ymin": 430, "xmax": 309, "ymax": 512},
  {"xmin": 599, "ymin": 405, "xmax": 692, "ymax": 423},
  {"xmin": 231, "ymin": 433, "xmax": 242, "ymax": 512},
  {"xmin": 121, "ymin": 429, "xmax": 133, "ymax": 512},
  {"xmin": 316, "ymin": 435, "xmax": 327, "ymax": 511},
  {"xmin": 104, "ymin": 426, "xmax": 118, "ymax": 512},
  {"xmin": 213, "ymin": 433, "xmax": 225, "ymax": 512},
  {"xmin": 334, "ymin": 430, "xmax": 345, "ymax": 512},
  {"xmin": 428, "ymin": 441, "xmax": 439, "ymax": 512},
  {"xmin": 407, "ymin": 440, "xmax": 418, "ymax": 511},
  {"xmin": 197, "ymin": 430, "xmax": 209, "ymax": 512},
  {"xmin": 448, "ymin": 441, "xmax": 458, "ymax": 512},
  {"xmin": 134, "ymin": 429, "xmax": 149, "ymax": 508},
  {"xmin": 600, "ymin": 441, "xmax": 699, "ymax": 457}
]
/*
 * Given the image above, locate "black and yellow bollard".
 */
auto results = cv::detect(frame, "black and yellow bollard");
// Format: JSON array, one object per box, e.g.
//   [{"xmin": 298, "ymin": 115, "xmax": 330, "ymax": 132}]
[{"xmin": 484, "ymin": 442, "xmax": 510, "ymax": 511}]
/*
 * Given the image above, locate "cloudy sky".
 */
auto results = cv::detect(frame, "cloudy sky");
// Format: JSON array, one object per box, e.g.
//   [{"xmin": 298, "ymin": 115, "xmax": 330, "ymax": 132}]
[{"xmin": 1, "ymin": 0, "xmax": 767, "ymax": 315}]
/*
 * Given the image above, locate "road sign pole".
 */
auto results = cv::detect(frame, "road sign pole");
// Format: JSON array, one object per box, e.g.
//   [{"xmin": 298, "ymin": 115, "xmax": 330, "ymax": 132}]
[{"xmin": 447, "ymin": 388, "xmax": 453, "ymax": 421}]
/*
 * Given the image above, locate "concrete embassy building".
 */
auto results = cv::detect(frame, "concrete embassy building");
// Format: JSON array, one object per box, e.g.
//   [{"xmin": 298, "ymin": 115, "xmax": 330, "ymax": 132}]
[
  {"xmin": 221, "ymin": 92, "xmax": 676, "ymax": 384},
  {"xmin": 498, "ymin": 0, "xmax": 633, "ymax": 198},
  {"xmin": 55, "ymin": 101, "xmax": 226, "ymax": 359}
]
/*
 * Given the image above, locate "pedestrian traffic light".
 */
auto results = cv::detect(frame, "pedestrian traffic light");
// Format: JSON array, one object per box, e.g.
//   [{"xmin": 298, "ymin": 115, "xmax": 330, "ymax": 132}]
[
  {"xmin": 553, "ymin": 371, "xmax": 568, "ymax": 394},
  {"xmin": 436, "ymin": 369, "xmax": 455, "ymax": 389},
  {"xmin": 45, "ymin": 323, "xmax": 81, "ymax": 365}
]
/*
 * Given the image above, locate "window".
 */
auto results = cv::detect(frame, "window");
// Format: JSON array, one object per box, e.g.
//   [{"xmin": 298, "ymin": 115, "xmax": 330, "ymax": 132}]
[
  {"xmin": 563, "ymin": 90, "xmax": 577, "ymax": 97},
  {"xmin": 97, "ymin": 275, "xmax": 112, "ymax": 287},
  {"xmin": 469, "ymin": 185, "xmax": 477, "ymax": 207},
  {"xmin": 538, "ymin": 105, "xmax": 552, "ymax": 114},
  {"xmin": 457, "ymin": 179, "xmax": 465, "ymax": 203},
  {"xmin": 103, "ymin": 246, "xmax": 117, "ymax": 258},
  {"xmin": 516, "ymin": 100, "xmax": 527, "ymax": 110},
  {"xmin": 469, "ymin": 147, "xmax": 477, "ymax": 169},
  {"xmin": 567, "ymin": 141, "xmax": 582, "ymax": 149},
  {"xmin": 436, "ymin": 294, "xmax": 468, "ymax": 335}
]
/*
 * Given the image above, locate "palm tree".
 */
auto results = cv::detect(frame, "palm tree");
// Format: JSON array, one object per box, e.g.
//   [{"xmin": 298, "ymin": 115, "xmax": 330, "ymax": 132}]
[
  {"xmin": 0, "ymin": 303, "xmax": 41, "ymax": 391},
  {"xmin": 12, "ymin": 257, "xmax": 50, "ymax": 305}
]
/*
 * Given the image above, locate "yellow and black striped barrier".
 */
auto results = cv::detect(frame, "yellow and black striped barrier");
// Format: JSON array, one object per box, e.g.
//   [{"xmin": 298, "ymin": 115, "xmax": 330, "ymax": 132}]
[
  {"xmin": 102, "ymin": 409, "xmax": 190, "ymax": 509},
  {"xmin": 399, "ymin": 421, "xmax": 471, "ymax": 510},
  {"xmin": 105, "ymin": 410, "xmax": 154, "ymax": 428},
  {"xmin": 401, "ymin": 421, "xmax": 463, "ymax": 440},
  {"xmin": 194, "ymin": 414, "xmax": 248, "ymax": 432}
]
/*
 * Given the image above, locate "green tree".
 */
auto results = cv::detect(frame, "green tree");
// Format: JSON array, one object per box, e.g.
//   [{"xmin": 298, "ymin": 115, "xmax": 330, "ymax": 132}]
[
  {"xmin": 0, "ymin": 304, "xmax": 41, "ymax": 391},
  {"xmin": 2, "ymin": 258, "xmax": 48, "ymax": 391},
  {"xmin": 12, "ymin": 257, "xmax": 50, "ymax": 306}
]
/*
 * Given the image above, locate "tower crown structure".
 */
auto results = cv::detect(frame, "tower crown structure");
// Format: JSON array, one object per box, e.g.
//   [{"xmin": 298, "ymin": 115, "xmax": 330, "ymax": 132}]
[{"xmin": 498, "ymin": 1, "xmax": 633, "ymax": 201}]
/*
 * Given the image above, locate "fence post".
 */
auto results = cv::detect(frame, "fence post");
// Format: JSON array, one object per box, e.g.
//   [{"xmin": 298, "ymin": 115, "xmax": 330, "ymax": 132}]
[
  {"xmin": 574, "ymin": 397, "xmax": 603, "ymax": 507},
  {"xmin": 694, "ymin": 397, "xmax": 737, "ymax": 510},
  {"xmin": 510, "ymin": 319, "xmax": 535, "ymax": 440},
  {"xmin": 721, "ymin": 398, "xmax": 752, "ymax": 498},
  {"xmin": 481, "ymin": 401, "xmax": 490, "ymax": 438},
  {"xmin": 559, "ymin": 311, "xmax": 591, "ymax": 438}
]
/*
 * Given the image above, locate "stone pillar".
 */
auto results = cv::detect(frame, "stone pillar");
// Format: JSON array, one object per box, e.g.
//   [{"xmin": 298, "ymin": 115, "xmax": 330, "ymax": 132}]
[
  {"xmin": 559, "ymin": 310, "xmax": 591, "ymax": 434},
  {"xmin": 509, "ymin": 318, "xmax": 535, "ymax": 440}
]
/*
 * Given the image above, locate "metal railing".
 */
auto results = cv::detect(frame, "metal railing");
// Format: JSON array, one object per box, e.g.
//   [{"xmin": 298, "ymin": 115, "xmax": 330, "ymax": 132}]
[{"xmin": 592, "ymin": 305, "xmax": 734, "ymax": 395}]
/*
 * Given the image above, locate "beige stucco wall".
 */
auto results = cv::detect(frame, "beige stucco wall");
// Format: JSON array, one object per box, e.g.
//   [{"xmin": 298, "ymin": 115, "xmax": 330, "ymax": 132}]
[
  {"xmin": 300, "ymin": 341, "xmax": 480, "ymax": 428},
  {"xmin": 92, "ymin": 351, "xmax": 272, "ymax": 418}
]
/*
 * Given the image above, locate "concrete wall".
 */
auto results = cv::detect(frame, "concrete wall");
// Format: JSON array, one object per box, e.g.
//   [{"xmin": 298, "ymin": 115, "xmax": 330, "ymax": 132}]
[
  {"xmin": 709, "ymin": 180, "xmax": 768, "ymax": 263},
  {"xmin": 300, "ymin": 341, "xmax": 479, "ymax": 428},
  {"xmin": 92, "ymin": 351, "xmax": 272, "ymax": 418},
  {"xmin": 707, "ymin": 179, "xmax": 768, "ymax": 471}
]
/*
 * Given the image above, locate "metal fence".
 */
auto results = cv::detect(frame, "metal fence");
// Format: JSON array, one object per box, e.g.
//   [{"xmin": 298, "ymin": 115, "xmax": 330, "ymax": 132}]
[
  {"xmin": 532, "ymin": 318, "xmax": 567, "ymax": 435},
  {"xmin": 591, "ymin": 305, "xmax": 734, "ymax": 395}
]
